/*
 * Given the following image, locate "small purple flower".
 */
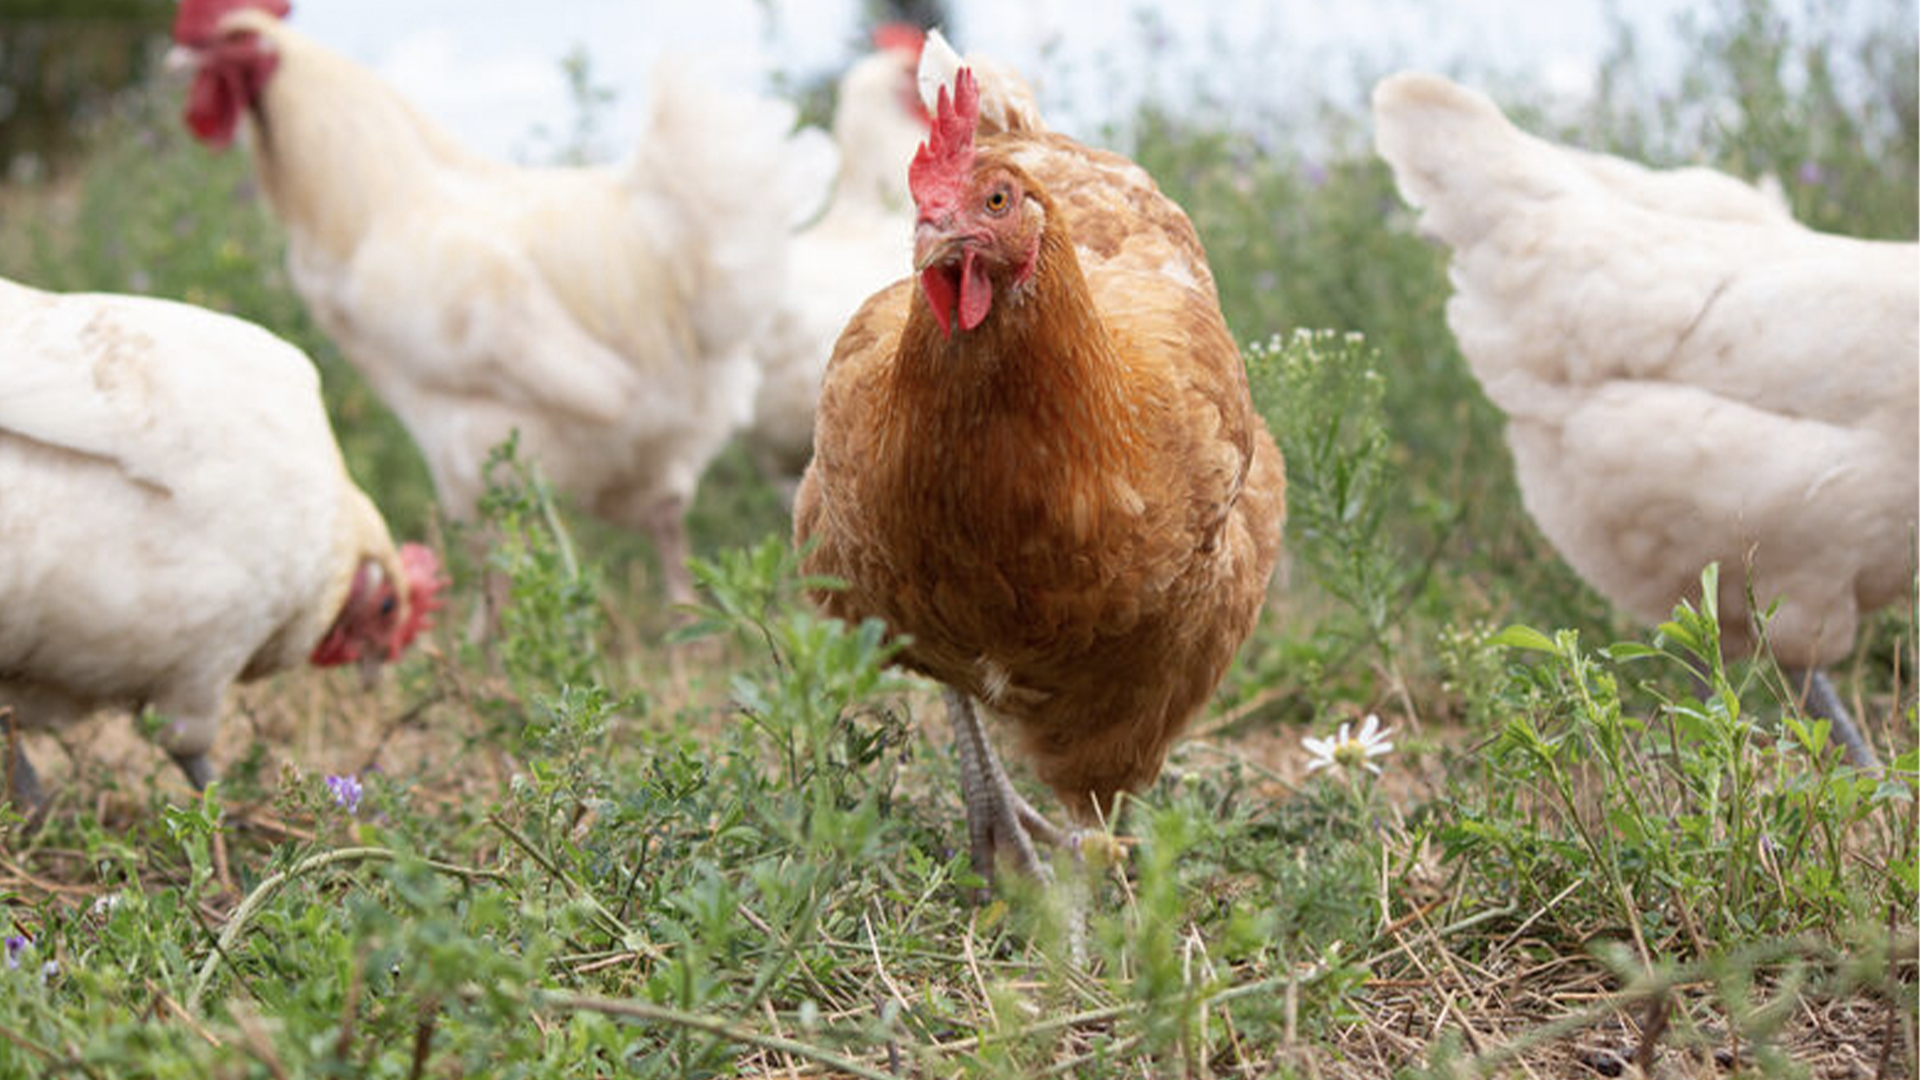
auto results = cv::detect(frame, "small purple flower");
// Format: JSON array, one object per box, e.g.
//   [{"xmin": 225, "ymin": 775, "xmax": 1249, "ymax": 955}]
[
  {"xmin": 5, "ymin": 935, "xmax": 29, "ymax": 970},
  {"xmin": 1300, "ymin": 160, "xmax": 1328, "ymax": 189},
  {"xmin": 1796, "ymin": 161, "xmax": 1827, "ymax": 187},
  {"xmin": 325, "ymin": 774, "xmax": 365, "ymax": 815},
  {"xmin": 39, "ymin": 960, "xmax": 57, "ymax": 984}
]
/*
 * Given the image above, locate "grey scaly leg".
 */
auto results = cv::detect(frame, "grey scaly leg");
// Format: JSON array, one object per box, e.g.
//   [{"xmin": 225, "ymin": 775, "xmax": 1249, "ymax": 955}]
[
  {"xmin": 6, "ymin": 740, "xmax": 45, "ymax": 819},
  {"xmin": 1786, "ymin": 666, "xmax": 1880, "ymax": 768},
  {"xmin": 169, "ymin": 750, "xmax": 218, "ymax": 792},
  {"xmin": 947, "ymin": 690, "xmax": 1057, "ymax": 898}
]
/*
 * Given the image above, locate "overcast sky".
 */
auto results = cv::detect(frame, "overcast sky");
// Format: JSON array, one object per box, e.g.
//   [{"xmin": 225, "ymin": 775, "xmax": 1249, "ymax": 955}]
[{"xmin": 277, "ymin": 0, "xmax": 1801, "ymax": 162}]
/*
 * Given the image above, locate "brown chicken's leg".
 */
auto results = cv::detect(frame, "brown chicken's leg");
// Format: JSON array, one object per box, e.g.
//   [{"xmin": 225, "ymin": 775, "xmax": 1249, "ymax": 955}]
[
  {"xmin": 1786, "ymin": 666, "xmax": 1880, "ymax": 768},
  {"xmin": 946, "ymin": 690, "xmax": 1068, "ymax": 898}
]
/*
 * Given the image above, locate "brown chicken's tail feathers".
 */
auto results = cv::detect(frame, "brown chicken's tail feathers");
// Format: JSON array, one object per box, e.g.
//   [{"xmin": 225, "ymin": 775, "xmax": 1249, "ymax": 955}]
[{"xmin": 916, "ymin": 29, "xmax": 1043, "ymax": 137}]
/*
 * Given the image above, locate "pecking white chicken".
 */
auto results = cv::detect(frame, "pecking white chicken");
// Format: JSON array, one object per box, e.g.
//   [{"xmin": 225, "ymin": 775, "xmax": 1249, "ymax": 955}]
[
  {"xmin": 170, "ymin": 0, "xmax": 834, "ymax": 607},
  {"xmin": 746, "ymin": 25, "xmax": 931, "ymax": 497},
  {"xmin": 1373, "ymin": 71, "xmax": 1919, "ymax": 766},
  {"xmin": 0, "ymin": 276, "xmax": 445, "ymax": 814}
]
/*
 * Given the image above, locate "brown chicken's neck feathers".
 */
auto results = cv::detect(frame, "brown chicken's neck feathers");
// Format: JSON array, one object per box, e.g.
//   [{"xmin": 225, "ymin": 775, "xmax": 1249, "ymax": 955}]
[
  {"xmin": 895, "ymin": 215, "xmax": 1147, "ymax": 473},
  {"xmin": 874, "ymin": 196, "xmax": 1171, "ymax": 587}
]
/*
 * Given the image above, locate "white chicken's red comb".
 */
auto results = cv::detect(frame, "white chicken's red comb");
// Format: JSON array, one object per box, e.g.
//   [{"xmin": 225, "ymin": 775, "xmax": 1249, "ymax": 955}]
[
  {"xmin": 871, "ymin": 22, "xmax": 925, "ymax": 56},
  {"xmin": 908, "ymin": 67, "xmax": 979, "ymax": 215},
  {"xmin": 390, "ymin": 542, "xmax": 447, "ymax": 658},
  {"xmin": 173, "ymin": 0, "xmax": 290, "ymax": 45}
]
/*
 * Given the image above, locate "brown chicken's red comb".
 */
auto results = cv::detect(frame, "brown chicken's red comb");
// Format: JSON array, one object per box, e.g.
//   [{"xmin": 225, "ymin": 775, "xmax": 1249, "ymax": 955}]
[
  {"xmin": 908, "ymin": 67, "xmax": 979, "ymax": 215},
  {"xmin": 172, "ymin": 0, "xmax": 290, "ymax": 45}
]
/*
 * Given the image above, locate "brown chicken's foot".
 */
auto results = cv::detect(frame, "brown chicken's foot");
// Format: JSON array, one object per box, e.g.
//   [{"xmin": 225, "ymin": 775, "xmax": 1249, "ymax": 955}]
[
  {"xmin": 947, "ymin": 690, "xmax": 1070, "ymax": 898},
  {"xmin": 1005, "ymin": 796, "xmax": 1128, "ymax": 869},
  {"xmin": 1786, "ymin": 666, "xmax": 1880, "ymax": 769}
]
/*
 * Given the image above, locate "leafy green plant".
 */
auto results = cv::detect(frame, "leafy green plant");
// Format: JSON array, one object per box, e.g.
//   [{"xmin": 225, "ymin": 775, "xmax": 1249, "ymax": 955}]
[
  {"xmin": 1444, "ymin": 566, "xmax": 1916, "ymax": 954},
  {"xmin": 476, "ymin": 435, "xmax": 616, "ymax": 702},
  {"xmin": 1249, "ymin": 331, "xmax": 1402, "ymax": 678},
  {"xmin": 688, "ymin": 539, "xmax": 912, "ymax": 805}
]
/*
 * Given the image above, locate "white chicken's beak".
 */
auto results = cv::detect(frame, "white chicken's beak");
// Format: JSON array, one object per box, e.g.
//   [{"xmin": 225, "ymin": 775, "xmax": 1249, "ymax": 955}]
[{"xmin": 164, "ymin": 45, "xmax": 204, "ymax": 74}]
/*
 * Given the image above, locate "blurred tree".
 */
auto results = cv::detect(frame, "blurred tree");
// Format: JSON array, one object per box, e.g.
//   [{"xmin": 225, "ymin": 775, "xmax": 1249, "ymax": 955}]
[
  {"xmin": 0, "ymin": 0, "xmax": 170, "ymax": 178},
  {"xmin": 863, "ymin": 0, "xmax": 947, "ymax": 32}
]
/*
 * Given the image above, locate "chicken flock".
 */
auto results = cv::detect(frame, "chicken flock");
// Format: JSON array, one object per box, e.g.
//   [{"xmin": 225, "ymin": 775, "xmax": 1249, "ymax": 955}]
[{"xmin": 2, "ymin": 0, "xmax": 1912, "ymax": 887}]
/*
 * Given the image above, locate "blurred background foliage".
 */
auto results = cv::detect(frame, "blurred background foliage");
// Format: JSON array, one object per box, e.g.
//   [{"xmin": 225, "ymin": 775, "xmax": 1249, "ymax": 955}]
[{"xmin": 0, "ymin": 0, "xmax": 170, "ymax": 180}]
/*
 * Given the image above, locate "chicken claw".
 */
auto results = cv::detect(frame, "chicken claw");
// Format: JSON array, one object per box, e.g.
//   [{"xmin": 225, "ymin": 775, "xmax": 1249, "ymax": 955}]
[{"xmin": 947, "ymin": 690, "xmax": 1122, "ymax": 900}]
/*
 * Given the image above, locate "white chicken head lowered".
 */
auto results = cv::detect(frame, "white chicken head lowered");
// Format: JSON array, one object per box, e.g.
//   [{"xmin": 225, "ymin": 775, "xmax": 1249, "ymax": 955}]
[{"xmin": 310, "ymin": 542, "xmax": 447, "ymax": 687}]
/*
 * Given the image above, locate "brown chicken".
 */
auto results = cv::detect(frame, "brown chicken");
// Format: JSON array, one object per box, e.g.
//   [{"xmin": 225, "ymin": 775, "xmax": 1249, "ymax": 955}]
[{"xmin": 794, "ymin": 42, "xmax": 1286, "ymax": 888}]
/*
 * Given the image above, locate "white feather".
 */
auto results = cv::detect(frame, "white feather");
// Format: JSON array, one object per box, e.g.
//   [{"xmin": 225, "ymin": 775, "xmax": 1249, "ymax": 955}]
[
  {"xmin": 0, "ymin": 277, "xmax": 396, "ymax": 761},
  {"xmin": 1373, "ymin": 71, "xmax": 1919, "ymax": 666}
]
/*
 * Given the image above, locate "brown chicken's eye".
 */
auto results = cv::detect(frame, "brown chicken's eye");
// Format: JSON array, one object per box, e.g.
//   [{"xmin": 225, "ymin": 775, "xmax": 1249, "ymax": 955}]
[
  {"xmin": 380, "ymin": 596, "xmax": 397, "ymax": 616},
  {"xmin": 984, "ymin": 187, "xmax": 1011, "ymax": 215}
]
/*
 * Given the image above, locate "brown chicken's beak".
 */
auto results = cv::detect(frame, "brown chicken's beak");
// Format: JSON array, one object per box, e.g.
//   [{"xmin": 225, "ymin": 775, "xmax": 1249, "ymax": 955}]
[{"xmin": 913, "ymin": 223, "xmax": 965, "ymax": 271}]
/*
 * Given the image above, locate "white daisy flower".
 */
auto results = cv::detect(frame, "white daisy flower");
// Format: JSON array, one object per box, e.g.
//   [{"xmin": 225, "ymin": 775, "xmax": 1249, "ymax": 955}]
[{"xmin": 1303, "ymin": 714, "xmax": 1395, "ymax": 776}]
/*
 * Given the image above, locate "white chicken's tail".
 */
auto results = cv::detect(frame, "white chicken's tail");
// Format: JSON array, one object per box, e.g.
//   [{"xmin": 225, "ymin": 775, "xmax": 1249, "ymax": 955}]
[
  {"xmin": 1374, "ymin": 71, "xmax": 1794, "ymax": 246},
  {"xmin": 1372, "ymin": 72, "xmax": 1555, "ymax": 248},
  {"xmin": 627, "ymin": 64, "xmax": 838, "ymax": 363},
  {"xmin": 916, "ymin": 29, "xmax": 1044, "ymax": 136}
]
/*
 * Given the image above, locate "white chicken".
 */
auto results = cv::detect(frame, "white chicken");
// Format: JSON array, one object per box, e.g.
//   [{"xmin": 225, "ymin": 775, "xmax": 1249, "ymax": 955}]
[
  {"xmin": 170, "ymin": 0, "xmax": 833, "ymax": 607},
  {"xmin": 0, "ymin": 276, "xmax": 444, "ymax": 813},
  {"xmin": 747, "ymin": 25, "xmax": 931, "ymax": 496},
  {"xmin": 1373, "ymin": 72, "xmax": 1919, "ymax": 766}
]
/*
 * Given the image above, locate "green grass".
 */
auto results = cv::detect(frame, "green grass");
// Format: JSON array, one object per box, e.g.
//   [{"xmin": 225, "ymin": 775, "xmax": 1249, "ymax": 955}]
[{"xmin": 0, "ymin": 1, "xmax": 1915, "ymax": 1075}]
